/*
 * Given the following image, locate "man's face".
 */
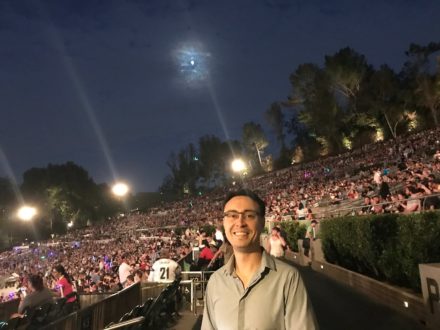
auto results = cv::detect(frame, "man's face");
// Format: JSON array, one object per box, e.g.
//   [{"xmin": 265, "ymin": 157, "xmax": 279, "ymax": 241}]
[{"xmin": 223, "ymin": 196, "xmax": 264, "ymax": 253}]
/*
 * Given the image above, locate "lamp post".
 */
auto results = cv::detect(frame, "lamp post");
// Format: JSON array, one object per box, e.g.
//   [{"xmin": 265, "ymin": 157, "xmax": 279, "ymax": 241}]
[
  {"xmin": 16, "ymin": 206, "xmax": 38, "ymax": 244},
  {"xmin": 112, "ymin": 182, "xmax": 130, "ymax": 214}
]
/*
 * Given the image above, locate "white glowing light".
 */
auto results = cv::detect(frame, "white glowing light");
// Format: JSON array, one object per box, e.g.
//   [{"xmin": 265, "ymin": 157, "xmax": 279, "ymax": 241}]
[
  {"xmin": 67, "ymin": 221, "xmax": 73, "ymax": 228},
  {"xmin": 112, "ymin": 182, "xmax": 129, "ymax": 197},
  {"xmin": 17, "ymin": 206, "xmax": 37, "ymax": 221},
  {"xmin": 320, "ymin": 265, "xmax": 324, "ymax": 269},
  {"xmin": 231, "ymin": 159, "xmax": 246, "ymax": 173},
  {"xmin": 403, "ymin": 301, "xmax": 409, "ymax": 308},
  {"xmin": 175, "ymin": 43, "xmax": 211, "ymax": 85}
]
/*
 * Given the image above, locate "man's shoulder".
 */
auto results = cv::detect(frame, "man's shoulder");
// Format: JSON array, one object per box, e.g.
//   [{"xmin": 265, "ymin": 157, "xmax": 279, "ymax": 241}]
[{"xmin": 208, "ymin": 265, "xmax": 228, "ymax": 283}]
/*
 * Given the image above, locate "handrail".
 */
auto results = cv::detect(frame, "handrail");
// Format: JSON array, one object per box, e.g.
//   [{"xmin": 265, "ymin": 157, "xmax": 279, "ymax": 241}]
[
  {"xmin": 266, "ymin": 192, "xmax": 440, "ymax": 222},
  {"xmin": 319, "ymin": 192, "xmax": 440, "ymax": 218},
  {"xmin": 104, "ymin": 316, "xmax": 145, "ymax": 329}
]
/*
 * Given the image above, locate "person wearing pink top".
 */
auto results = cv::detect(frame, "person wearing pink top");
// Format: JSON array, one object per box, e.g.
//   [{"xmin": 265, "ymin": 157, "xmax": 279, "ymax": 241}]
[{"xmin": 53, "ymin": 265, "xmax": 76, "ymax": 304}]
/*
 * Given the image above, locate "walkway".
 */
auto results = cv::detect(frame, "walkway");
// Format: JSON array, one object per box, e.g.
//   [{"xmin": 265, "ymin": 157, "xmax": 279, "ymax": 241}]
[{"xmin": 176, "ymin": 263, "xmax": 426, "ymax": 329}]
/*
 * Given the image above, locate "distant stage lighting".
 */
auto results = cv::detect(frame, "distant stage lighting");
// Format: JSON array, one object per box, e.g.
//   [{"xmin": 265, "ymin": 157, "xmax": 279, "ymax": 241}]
[
  {"xmin": 231, "ymin": 159, "xmax": 246, "ymax": 173},
  {"xmin": 112, "ymin": 182, "xmax": 129, "ymax": 197},
  {"xmin": 17, "ymin": 206, "xmax": 37, "ymax": 221}
]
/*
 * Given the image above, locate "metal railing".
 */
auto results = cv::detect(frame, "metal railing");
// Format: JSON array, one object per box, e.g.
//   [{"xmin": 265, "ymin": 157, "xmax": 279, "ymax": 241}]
[
  {"xmin": 266, "ymin": 192, "xmax": 440, "ymax": 223},
  {"xmin": 41, "ymin": 282, "xmax": 141, "ymax": 330},
  {"xmin": 140, "ymin": 271, "xmax": 214, "ymax": 315}
]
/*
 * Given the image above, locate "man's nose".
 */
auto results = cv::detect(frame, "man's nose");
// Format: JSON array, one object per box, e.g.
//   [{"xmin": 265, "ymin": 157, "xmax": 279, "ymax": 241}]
[{"xmin": 234, "ymin": 214, "xmax": 247, "ymax": 225}]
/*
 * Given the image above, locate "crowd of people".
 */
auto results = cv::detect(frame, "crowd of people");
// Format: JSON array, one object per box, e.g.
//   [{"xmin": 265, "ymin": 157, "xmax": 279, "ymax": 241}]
[{"xmin": 1, "ymin": 127, "xmax": 439, "ymax": 317}]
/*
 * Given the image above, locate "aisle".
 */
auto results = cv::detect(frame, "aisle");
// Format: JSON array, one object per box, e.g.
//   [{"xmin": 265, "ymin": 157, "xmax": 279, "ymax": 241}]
[{"xmin": 295, "ymin": 264, "xmax": 425, "ymax": 330}]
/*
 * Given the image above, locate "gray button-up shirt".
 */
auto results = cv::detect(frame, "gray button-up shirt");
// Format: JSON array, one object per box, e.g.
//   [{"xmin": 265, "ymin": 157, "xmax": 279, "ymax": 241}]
[{"xmin": 202, "ymin": 250, "xmax": 318, "ymax": 330}]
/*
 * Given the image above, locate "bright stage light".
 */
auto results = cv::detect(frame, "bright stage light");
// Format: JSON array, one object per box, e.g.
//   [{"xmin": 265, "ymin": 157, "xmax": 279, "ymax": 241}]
[
  {"xmin": 17, "ymin": 206, "xmax": 37, "ymax": 221},
  {"xmin": 231, "ymin": 159, "xmax": 246, "ymax": 173},
  {"xmin": 112, "ymin": 182, "xmax": 129, "ymax": 197}
]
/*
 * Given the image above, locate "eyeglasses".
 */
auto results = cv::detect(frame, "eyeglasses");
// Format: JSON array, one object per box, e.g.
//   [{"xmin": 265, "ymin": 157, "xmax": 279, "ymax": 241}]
[{"xmin": 223, "ymin": 210, "xmax": 260, "ymax": 221}]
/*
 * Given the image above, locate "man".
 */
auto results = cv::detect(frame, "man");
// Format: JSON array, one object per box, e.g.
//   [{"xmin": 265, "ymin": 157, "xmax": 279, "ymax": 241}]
[
  {"xmin": 11, "ymin": 274, "xmax": 54, "ymax": 318},
  {"xmin": 202, "ymin": 189, "xmax": 317, "ymax": 330},
  {"xmin": 148, "ymin": 249, "xmax": 181, "ymax": 283},
  {"xmin": 214, "ymin": 224, "xmax": 225, "ymax": 243},
  {"xmin": 302, "ymin": 220, "xmax": 318, "ymax": 259},
  {"xmin": 118, "ymin": 254, "xmax": 132, "ymax": 286}
]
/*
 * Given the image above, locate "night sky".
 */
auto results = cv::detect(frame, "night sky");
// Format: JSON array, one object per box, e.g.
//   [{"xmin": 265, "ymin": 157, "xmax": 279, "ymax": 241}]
[{"xmin": 1, "ymin": 0, "xmax": 439, "ymax": 192}]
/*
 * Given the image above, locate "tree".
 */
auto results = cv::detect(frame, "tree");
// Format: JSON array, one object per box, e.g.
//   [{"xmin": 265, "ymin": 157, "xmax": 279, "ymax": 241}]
[
  {"xmin": 20, "ymin": 162, "xmax": 111, "ymax": 236},
  {"xmin": 198, "ymin": 135, "xmax": 230, "ymax": 185},
  {"xmin": 415, "ymin": 73, "xmax": 440, "ymax": 127},
  {"xmin": 165, "ymin": 144, "xmax": 200, "ymax": 195},
  {"xmin": 325, "ymin": 47, "xmax": 371, "ymax": 113},
  {"xmin": 288, "ymin": 63, "xmax": 347, "ymax": 155},
  {"xmin": 265, "ymin": 102, "xmax": 291, "ymax": 168},
  {"xmin": 242, "ymin": 122, "xmax": 269, "ymax": 170},
  {"xmin": 357, "ymin": 65, "xmax": 408, "ymax": 139},
  {"xmin": 0, "ymin": 177, "xmax": 16, "ymax": 248},
  {"xmin": 0, "ymin": 177, "xmax": 15, "ymax": 209},
  {"xmin": 401, "ymin": 42, "xmax": 440, "ymax": 128}
]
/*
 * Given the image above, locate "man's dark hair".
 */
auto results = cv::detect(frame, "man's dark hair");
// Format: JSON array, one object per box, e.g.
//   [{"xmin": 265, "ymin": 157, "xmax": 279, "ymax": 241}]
[
  {"xmin": 29, "ymin": 275, "xmax": 44, "ymax": 292},
  {"xmin": 223, "ymin": 189, "xmax": 266, "ymax": 218}
]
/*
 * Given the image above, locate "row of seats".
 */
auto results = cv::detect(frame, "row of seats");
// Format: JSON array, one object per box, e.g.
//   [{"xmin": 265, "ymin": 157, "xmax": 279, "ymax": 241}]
[
  {"xmin": 105, "ymin": 280, "xmax": 181, "ymax": 330},
  {"xmin": 0, "ymin": 292, "xmax": 80, "ymax": 330}
]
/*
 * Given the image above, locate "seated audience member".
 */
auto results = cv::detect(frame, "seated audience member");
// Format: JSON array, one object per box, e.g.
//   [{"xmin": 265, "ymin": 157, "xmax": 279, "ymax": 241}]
[
  {"xmin": 403, "ymin": 186, "xmax": 421, "ymax": 213},
  {"xmin": 359, "ymin": 196, "xmax": 373, "ymax": 215},
  {"xmin": 11, "ymin": 274, "xmax": 54, "ymax": 318},
  {"xmin": 197, "ymin": 240, "xmax": 214, "ymax": 269},
  {"xmin": 124, "ymin": 275, "xmax": 135, "ymax": 288},
  {"xmin": 134, "ymin": 269, "xmax": 145, "ymax": 283}
]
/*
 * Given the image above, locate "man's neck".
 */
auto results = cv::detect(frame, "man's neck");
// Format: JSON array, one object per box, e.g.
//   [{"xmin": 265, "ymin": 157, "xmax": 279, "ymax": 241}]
[{"xmin": 233, "ymin": 247, "xmax": 263, "ymax": 289}]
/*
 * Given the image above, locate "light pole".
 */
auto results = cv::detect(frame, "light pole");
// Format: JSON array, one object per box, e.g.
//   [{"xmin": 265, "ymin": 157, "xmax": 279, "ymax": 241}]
[
  {"xmin": 16, "ymin": 206, "xmax": 38, "ymax": 244},
  {"xmin": 112, "ymin": 182, "xmax": 130, "ymax": 214}
]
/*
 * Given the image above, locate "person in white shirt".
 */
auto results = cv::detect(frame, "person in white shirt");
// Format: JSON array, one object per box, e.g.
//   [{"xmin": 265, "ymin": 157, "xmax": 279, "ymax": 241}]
[
  {"xmin": 148, "ymin": 249, "xmax": 181, "ymax": 283},
  {"xmin": 214, "ymin": 225, "xmax": 224, "ymax": 243},
  {"xmin": 266, "ymin": 227, "xmax": 287, "ymax": 258},
  {"xmin": 118, "ymin": 254, "xmax": 132, "ymax": 285}
]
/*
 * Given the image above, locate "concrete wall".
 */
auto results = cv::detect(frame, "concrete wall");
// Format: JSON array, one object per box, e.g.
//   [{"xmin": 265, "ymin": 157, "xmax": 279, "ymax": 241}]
[{"xmin": 419, "ymin": 263, "xmax": 440, "ymax": 328}]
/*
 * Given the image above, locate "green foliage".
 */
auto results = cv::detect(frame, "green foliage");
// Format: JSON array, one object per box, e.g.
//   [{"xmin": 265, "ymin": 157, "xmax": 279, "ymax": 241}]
[
  {"xmin": 289, "ymin": 62, "xmax": 347, "ymax": 155},
  {"xmin": 161, "ymin": 135, "xmax": 243, "ymax": 196},
  {"xmin": 280, "ymin": 221, "xmax": 308, "ymax": 252},
  {"xmin": 20, "ymin": 162, "xmax": 117, "ymax": 238},
  {"xmin": 320, "ymin": 212, "xmax": 440, "ymax": 292},
  {"xmin": 0, "ymin": 177, "xmax": 15, "ymax": 208},
  {"xmin": 325, "ymin": 47, "xmax": 370, "ymax": 107},
  {"xmin": 242, "ymin": 121, "xmax": 268, "ymax": 171}
]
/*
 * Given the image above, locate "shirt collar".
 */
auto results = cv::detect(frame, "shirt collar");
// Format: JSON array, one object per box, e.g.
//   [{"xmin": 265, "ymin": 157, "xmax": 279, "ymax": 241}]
[{"xmin": 223, "ymin": 249, "xmax": 277, "ymax": 276}]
